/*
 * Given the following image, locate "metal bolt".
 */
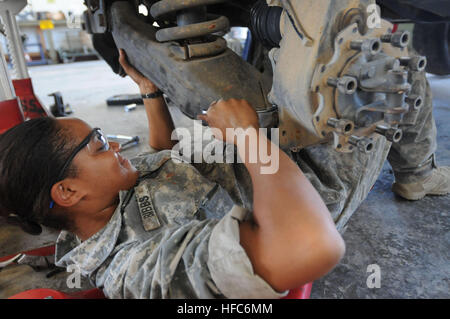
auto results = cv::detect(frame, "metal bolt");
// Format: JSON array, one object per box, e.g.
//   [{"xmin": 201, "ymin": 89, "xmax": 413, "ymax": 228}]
[
  {"xmin": 381, "ymin": 31, "xmax": 410, "ymax": 48},
  {"xmin": 350, "ymin": 38, "xmax": 382, "ymax": 55},
  {"xmin": 327, "ymin": 76, "xmax": 358, "ymax": 94},
  {"xmin": 327, "ymin": 118, "xmax": 354, "ymax": 135},
  {"xmin": 348, "ymin": 135, "xmax": 375, "ymax": 154},
  {"xmin": 375, "ymin": 125, "xmax": 403, "ymax": 143},
  {"xmin": 405, "ymin": 94, "xmax": 423, "ymax": 110},
  {"xmin": 399, "ymin": 56, "xmax": 427, "ymax": 71}
]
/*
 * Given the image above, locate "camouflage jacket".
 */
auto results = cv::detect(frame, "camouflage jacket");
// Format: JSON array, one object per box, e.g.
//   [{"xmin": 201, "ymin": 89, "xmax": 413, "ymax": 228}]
[{"xmin": 55, "ymin": 149, "xmax": 287, "ymax": 299}]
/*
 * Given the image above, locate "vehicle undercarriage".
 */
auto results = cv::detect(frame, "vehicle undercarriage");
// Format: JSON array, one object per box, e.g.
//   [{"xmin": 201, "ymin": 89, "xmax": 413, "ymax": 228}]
[{"xmin": 83, "ymin": 0, "xmax": 448, "ymax": 153}]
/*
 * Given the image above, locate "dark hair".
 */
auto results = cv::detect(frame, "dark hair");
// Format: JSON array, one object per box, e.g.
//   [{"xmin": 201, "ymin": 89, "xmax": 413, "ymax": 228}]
[{"xmin": 0, "ymin": 117, "xmax": 78, "ymax": 235}]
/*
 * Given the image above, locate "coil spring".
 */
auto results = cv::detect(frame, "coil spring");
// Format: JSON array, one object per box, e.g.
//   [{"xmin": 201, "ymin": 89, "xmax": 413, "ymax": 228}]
[{"xmin": 150, "ymin": 0, "xmax": 230, "ymax": 59}]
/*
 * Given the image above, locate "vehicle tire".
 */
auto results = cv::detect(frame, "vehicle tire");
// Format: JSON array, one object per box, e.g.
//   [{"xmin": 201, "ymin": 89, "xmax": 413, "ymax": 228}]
[
  {"xmin": 106, "ymin": 94, "xmax": 143, "ymax": 106},
  {"xmin": 413, "ymin": 22, "xmax": 450, "ymax": 75}
]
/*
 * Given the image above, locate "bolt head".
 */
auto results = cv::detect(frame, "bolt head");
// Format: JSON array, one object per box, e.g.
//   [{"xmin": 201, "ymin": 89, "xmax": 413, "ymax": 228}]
[
  {"xmin": 410, "ymin": 56, "xmax": 427, "ymax": 71},
  {"xmin": 337, "ymin": 76, "xmax": 358, "ymax": 94},
  {"xmin": 391, "ymin": 31, "xmax": 410, "ymax": 48},
  {"xmin": 385, "ymin": 128, "xmax": 403, "ymax": 143},
  {"xmin": 362, "ymin": 38, "xmax": 382, "ymax": 55},
  {"xmin": 357, "ymin": 138, "xmax": 374, "ymax": 153}
]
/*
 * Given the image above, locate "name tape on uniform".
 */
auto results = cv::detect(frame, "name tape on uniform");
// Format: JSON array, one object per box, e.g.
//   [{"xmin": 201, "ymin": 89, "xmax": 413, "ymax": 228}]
[{"xmin": 135, "ymin": 184, "xmax": 161, "ymax": 231}]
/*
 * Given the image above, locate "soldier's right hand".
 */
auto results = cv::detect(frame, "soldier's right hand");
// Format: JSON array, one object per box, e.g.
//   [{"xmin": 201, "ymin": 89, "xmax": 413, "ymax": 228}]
[{"xmin": 197, "ymin": 99, "xmax": 260, "ymax": 145}]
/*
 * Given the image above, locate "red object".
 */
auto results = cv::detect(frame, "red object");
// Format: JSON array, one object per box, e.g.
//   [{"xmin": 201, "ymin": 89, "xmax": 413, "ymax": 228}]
[
  {"xmin": 8, "ymin": 288, "xmax": 106, "ymax": 299},
  {"xmin": 0, "ymin": 245, "xmax": 55, "ymax": 263},
  {"xmin": 282, "ymin": 282, "xmax": 313, "ymax": 299},
  {"xmin": 9, "ymin": 285, "xmax": 311, "ymax": 299},
  {"xmin": 4, "ymin": 243, "xmax": 311, "ymax": 299},
  {"xmin": 12, "ymin": 78, "xmax": 51, "ymax": 119},
  {"xmin": 0, "ymin": 97, "xmax": 24, "ymax": 134},
  {"xmin": 392, "ymin": 24, "xmax": 399, "ymax": 33}
]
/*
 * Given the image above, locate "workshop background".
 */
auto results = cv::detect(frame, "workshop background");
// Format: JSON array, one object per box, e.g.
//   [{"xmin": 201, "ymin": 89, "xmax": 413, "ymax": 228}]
[{"xmin": 0, "ymin": 0, "xmax": 449, "ymax": 299}]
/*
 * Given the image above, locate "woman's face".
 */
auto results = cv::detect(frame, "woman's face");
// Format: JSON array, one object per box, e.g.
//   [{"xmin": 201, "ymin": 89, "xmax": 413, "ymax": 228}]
[{"xmin": 57, "ymin": 118, "xmax": 139, "ymax": 205}]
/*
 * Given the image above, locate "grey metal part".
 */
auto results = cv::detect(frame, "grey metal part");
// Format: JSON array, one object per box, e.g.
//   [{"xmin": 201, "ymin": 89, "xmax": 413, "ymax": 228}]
[
  {"xmin": 109, "ymin": 1, "xmax": 271, "ymax": 120},
  {"xmin": 0, "ymin": 44, "xmax": 15, "ymax": 101},
  {"xmin": 82, "ymin": 0, "xmax": 107, "ymax": 34},
  {"xmin": 0, "ymin": 0, "xmax": 29, "ymax": 79},
  {"xmin": 375, "ymin": 125, "xmax": 402, "ymax": 142},
  {"xmin": 380, "ymin": 30, "xmax": 410, "ymax": 48},
  {"xmin": 348, "ymin": 135, "xmax": 374, "ymax": 154}
]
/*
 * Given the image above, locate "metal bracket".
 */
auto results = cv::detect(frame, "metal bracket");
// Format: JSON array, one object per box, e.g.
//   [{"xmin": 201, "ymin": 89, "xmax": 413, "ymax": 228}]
[
  {"xmin": 82, "ymin": 0, "xmax": 107, "ymax": 34},
  {"xmin": 0, "ymin": 0, "xmax": 29, "ymax": 79}
]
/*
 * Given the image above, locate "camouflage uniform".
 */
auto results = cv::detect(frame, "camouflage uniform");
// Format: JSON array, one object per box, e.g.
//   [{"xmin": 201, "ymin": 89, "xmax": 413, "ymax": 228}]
[
  {"xmin": 54, "ymin": 70, "xmax": 436, "ymax": 298},
  {"xmin": 55, "ymin": 150, "xmax": 287, "ymax": 299}
]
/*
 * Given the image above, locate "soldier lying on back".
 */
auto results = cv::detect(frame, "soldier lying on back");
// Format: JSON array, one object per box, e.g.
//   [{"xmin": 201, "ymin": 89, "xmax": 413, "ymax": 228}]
[{"xmin": 0, "ymin": 49, "xmax": 344, "ymax": 298}]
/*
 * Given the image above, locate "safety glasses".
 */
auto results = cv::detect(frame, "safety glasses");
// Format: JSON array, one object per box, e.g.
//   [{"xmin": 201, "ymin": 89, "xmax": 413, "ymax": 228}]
[
  {"xmin": 50, "ymin": 128, "xmax": 109, "ymax": 209},
  {"xmin": 56, "ymin": 127, "xmax": 110, "ymax": 183}
]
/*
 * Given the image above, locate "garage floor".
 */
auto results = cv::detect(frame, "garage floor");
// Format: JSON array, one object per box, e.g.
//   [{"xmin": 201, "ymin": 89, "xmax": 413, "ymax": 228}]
[{"xmin": 0, "ymin": 60, "xmax": 448, "ymax": 298}]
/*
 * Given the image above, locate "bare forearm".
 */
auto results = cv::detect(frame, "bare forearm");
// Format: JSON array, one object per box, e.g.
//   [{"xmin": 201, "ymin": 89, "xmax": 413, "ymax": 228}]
[
  {"xmin": 140, "ymin": 84, "xmax": 176, "ymax": 150},
  {"xmin": 237, "ymin": 132, "xmax": 331, "ymax": 227},
  {"xmin": 196, "ymin": 98, "xmax": 344, "ymax": 291},
  {"xmin": 237, "ymin": 131, "xmax": 344, "ymax": 290}
]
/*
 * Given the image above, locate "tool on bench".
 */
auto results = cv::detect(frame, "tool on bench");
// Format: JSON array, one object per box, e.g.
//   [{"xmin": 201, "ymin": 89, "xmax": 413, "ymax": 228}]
[
  {"xmin": 107, "ymin": 134, "xmax": 140, "ymax": 151},
  {"xmin": 48, "ymin": 92, "xmax": 72, "ymax": 117}
]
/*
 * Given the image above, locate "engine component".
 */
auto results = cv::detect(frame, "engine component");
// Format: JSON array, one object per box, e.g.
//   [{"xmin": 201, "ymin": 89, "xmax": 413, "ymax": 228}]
[
  {"xmin": 375, "ymin": 125, "xmax": 402, "ymax": 143},
  {"xmin": 380, "ymin": 30, "xmax": 410, "ymax": 48},
  {"xmin": 82, "ymin": 0, "xmax": 107, "ymax": 34},
  {"xmin": 326, "ymin": 76, "xmax": 358, "ymax": 95},
  {"xmin": 250, "ymin": 0, "xmax": 283, "ymax": 49},
  {"xmin": 348, "ymin": 135, "xmax": 374, "ymax": 154},
  {"xmin": 107, "ymin": 1, "xmax": 271, "ymax": 120},
  {"xmin": 349, "ymin": 38, "xmax": 382, "ymax": 55},
  {"xmin": 268, "ymin": 0, "xmax": 427, "ymax": 154},
  {"xmin": 399, "ymin": 56, "xmax": 427, "ymax": 72},
  {"xmin": 150, "ymin": 0, "xmax": 230, "ymax": 59},
  {"xmin": 327, "ymin": 118, "xmax": 354, "ymax": 135},
  {"xmin": 310, "ymin": 21, "xmax": 425, "ymax": 152}
]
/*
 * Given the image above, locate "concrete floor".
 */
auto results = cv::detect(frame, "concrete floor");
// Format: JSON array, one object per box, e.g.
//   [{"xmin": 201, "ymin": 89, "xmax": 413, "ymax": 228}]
[{"xmin": 0, "ymin": 60, "xmax": 448, "ymax": 298}]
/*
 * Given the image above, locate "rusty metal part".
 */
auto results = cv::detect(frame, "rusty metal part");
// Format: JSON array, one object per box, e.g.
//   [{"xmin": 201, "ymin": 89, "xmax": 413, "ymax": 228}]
[
  {"xmin": 337, "ymin": 6, "xmax": 368, "ymax": 35},
  {"xmin": 308, "ymin": 17, "xmax": 426, "ymax": 153},
  {"xmin": 186, "ymin": 37, "xmax": 228, "ymax": 59},
  {"xmin": 150, "ymin": 0, "xmax": 229, "ymax": 59},
  {"xmin": 155, "ymin": 15, "xmax": 229, "ymax": 42},
  {"xmin": 109, "ymin": 1, "xmax": 271, "ymax": 120},
  {"xmin": 269, "ymin": 0, "xmax": 427, "ymax": 154}
]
